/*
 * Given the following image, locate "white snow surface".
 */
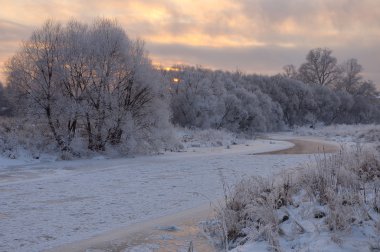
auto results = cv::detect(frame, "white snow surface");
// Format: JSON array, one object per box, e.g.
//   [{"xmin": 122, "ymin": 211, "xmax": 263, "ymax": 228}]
[
  {"xmin": 294, "ymin": 124, "xmax": 380, "ymax": 144},
  {"xmin": 229, "ymin": 198, "xmax": 380, "ymax": 252},
  {"xmin": 0, "ymin": 139, "xmax": 313, "ymax": 252},
  {"xmin": 228, "ymin": 131, "xmax": 380, "ymax": 252}
]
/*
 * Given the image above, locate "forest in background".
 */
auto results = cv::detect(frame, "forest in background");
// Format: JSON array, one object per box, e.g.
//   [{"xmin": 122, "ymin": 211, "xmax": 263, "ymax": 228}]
[{"xmin": 0, "ymin": 18, "xmax": 379, "ymax": 158}]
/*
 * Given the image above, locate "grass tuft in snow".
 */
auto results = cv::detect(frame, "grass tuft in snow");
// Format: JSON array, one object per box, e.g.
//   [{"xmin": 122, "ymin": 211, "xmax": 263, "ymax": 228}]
[{"xmin": 209, "ymin": 146, "xmax": 380, "ymax": 251}]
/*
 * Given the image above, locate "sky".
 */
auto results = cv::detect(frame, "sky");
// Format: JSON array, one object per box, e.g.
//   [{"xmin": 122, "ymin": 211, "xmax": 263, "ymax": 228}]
[{"xmin": 1, "ymin": 0, "xmax": 380, "ymax": 86}]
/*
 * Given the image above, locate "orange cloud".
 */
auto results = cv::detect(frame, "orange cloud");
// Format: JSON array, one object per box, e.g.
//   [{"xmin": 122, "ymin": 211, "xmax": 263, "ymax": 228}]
[{"xmin": 0, "ymin": 0, "xmax": 379, "ymax": 84}]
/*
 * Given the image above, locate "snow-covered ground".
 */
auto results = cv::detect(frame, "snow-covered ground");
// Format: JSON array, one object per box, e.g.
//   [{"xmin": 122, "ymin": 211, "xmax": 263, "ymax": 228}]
[
  {"xmin": 0, "ymin": 138, "xmax": 319, "ymax": 252},
  {"xmin": 224, "ymin": 134, "xmax": 380, "ymax": 252}
]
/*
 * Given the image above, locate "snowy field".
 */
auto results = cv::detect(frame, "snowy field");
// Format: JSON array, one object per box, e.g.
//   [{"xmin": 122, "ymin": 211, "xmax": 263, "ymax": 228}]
[{"xmin": 0, "ymin": 138, "xmax": 324, "ymax": 252}]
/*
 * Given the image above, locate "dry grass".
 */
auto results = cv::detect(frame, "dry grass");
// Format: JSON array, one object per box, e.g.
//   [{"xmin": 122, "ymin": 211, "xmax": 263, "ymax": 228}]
[{"xmin": 210, "ymin": 145, "xmax": 380, "ymax": 251}]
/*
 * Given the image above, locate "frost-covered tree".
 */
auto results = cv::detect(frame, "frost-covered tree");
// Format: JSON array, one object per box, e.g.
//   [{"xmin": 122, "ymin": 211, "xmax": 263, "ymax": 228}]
[
  {"xmin": 279, "ymin": 49, "xmax": 379, "ymax": 124},
  {"xmin": 336, "ymin": 59, "xmax": 377, "ymax": 97},
  {"xmin": 349, "ymin": 95, "xmax": 379, "ymax": 123},
  {"xmin": 6, "ymin": 19, "xmax": 171, "ymax": 154},
  {"xmin": 299, "ymin": 48, "xmax": 341, "ymax": 87},
  {"xmin": 6, "ymin": 21, "xmax": 70, "ymax": 150},
  {"xmin": 167, "ymin": 66, "xmax": 284, "ymax": 134},
  {"xmin": 312, "ymin": 86, "xmax": 341, "ymax": 124},
  {"xmin": 355, "ymin": 80, "xmax": 377, "ymax": 97},
  {"xmin": 167, "ymin": 64, "xmax": 379, "ymax": 131},
  {"xmin": 336, "ymin": 58, "xmax": 362, "ymax": 93},
  {"xmin": 255, "ymin": 75, "xmax": 316, "ymax": 126},
  {"xmin": 282, "ymin": 64, "xmax": 298, "ymax": 79}
]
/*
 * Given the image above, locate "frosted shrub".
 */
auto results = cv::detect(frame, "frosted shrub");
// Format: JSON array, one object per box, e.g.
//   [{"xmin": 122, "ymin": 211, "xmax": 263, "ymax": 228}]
[
  {"xmin": 324, "ymin": 189, "xmax": 359, "ymax": 231},
  {"xmin": 212, "ymin": 146, "xmax": 380, "ymax": 251},
  {"xmin": 0, "ymin": 118, "xmax": 57, "ymax": 159},
  {"xmin": 215, "ymin": 176, "xmax": 295, "ymax": 250}
]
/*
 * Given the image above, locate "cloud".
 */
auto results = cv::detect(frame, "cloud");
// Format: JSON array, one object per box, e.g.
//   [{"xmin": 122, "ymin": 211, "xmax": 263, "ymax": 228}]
[
  {"xmin": 147, "ymin": 43, "xmax": 303, "ymax": 73},
  {"xmin": 0, "ymin": 0, "xmax": 379, "ymax": 85},
  {"xmin": 146, "ymin": 42, "xmax": 380, "ymax": 80},
  {"xmin": 0, "ymin": 20, "xmax": 31, "ymax": 40}
]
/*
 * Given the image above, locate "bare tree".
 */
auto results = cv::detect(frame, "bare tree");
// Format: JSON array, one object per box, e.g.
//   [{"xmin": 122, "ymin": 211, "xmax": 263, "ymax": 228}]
[
  {"xmin": 339, "ymin": 59, "xmax": 362, "ymax": 91},
  {"xmin": 336, "ymin": 58, "xmax": 377, "ymax": 96},
  {"xmin": 0, "ymin": 82, "xmax": 12, "ymax": 116},
  {"xmin": 356, "ymin": 80, "xmax": 377, "ymax": 97},
  {"xmin": 298, "ymin": 48, "xmax": 341, "ymax": 87}
]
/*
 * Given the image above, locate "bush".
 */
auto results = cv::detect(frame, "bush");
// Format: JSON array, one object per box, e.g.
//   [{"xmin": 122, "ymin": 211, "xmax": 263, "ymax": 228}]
[{"xmin": 0, "ymin": 117, "xmax": 57, "ymax": 159}]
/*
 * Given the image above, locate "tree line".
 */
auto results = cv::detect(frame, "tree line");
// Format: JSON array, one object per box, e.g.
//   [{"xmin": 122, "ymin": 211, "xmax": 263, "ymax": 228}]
[
  {"xmin": 165, "ymin": 63, "xmax": 379, "ymax": 134},
  {"xmin": 0, "ymin": 19, "xmax": 379, "ymax": 155}
]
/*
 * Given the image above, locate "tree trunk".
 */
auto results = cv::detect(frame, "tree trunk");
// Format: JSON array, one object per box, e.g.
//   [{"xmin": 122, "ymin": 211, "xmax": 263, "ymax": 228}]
[{"xmin": 46, "ymin": 106, "xmax": 70, "ymax": 151}]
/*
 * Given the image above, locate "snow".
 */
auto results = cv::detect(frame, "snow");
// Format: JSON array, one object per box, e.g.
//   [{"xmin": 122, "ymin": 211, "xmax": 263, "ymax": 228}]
[
  {"xmin": 0, "ymin": 155, "xmax": 29, "ymax": 168},
  {"xmin": 225, "ymin": 133, "xmax": 380, "ymax": 252},
  {"xmin": 123, "ymin": 243, "xmax": 160, "ymax": 252},
  {"xmin": 174, "ymin": 127, "xmax": 244, "ymax": 149},
  {"xmin": 0, "ymin": 138, "xmax": 309, "ymax": 252},
  {"xmin": 229, "ymin": 203, "xmax": 379, "ymax": 252},
  {"xmin": 294, "ymin": 124, "xmax": 380, "ymax": 144}
]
